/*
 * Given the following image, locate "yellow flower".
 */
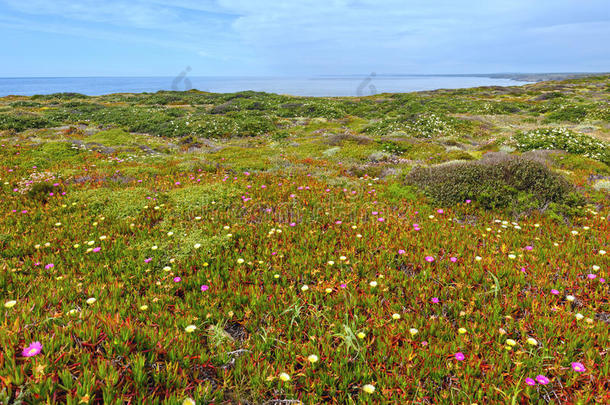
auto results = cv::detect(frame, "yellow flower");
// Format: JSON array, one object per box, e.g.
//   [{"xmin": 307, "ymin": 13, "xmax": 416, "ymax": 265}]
[
  {"xmin": 392, "ymin": 313, "xmax": 401, "ymax": 320},
  {"xmin": 86, "ymin": 297, "xmax": 96, "ymax": 305},
  {"xmin": 362, "ymin": 384, "xmax": 376, "ymax": 394},
  {"xmin": 4, "ymin": 300, "xmax": 17, "ymax": 308},
  {"xmin": 194, "ymin": 243, "xmax": 201, "ymax": 249},
  {"xmin": 566, "ymin": 295, "xmax": 575, "ymax": 302},
  {"xmin": 274, "ymin": 274, "xmax": 280, "ymax": 279},
  {"xmin": 357, "ymin": 332, "xmax": 366, "ymax": 339},
  {"xmin": 325, "ymin": 288, "xmax": 332, "ymax": 293},
  {"xmin": 237, "ymin": 258, "xmax": 245, "ymax": 264},
  {"xmin": 182, "ymin": 398, "xmax": 196, "ymax": 405},
  {"xmin": 506, "ymin": 339, "xmax": 517, "ymax": 346},
  {"xmin": 185, "ymin": 325, "xmax": 197, "ymax": 333},
  {"xmin": 163, "ymin": 266, "xmax": 171, "ymax": 271},
  {"xmin": 307, "ymin": 354, "xmax": 319, "ymax": 363},
  {"xmin": 526, "ymin": 337, "xmax": 538, "ymax": 346},
  {"xmin": 458, "ymin": 328, "xmax": 467, "ymax": 334},
  {"xmin": 139, "ymin": 305, "xmax": 149, "ymax": 311},
  {"xmin": 409, "ymin": 328, "xmax": 418, "ymax": 336},
  {"xmin": 279, "ymin": 372, "xmax": 291, "ymax": 382}
]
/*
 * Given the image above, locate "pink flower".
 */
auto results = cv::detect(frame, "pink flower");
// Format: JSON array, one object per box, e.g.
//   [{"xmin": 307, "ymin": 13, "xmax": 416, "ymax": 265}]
[
  {"xmin": 525, "ymin": 378, "xmax": 536, "ymax": 386},
  {"xmin": 22, "ymin": 341, "xmax": 42, "ymax": 357},
  {"xmin": 44, "ymin": 263, "xmax": 54, "ymax": 270},
  {"xmin": 200, "ymin": 284, "xmax": 209, "ymax": 292},
  {"xmin": 424, "ymin": 256, "xmax": 434, "ymax": 263},
  {"xmin": 600, "ymin": 278, "xmax": 605, "ymax": 283},
  {"xmin": 587, "ymin": 274, "xmax": 596, "ymax": 279},
  {"xmin": 173, "ymin": 277, "xmax": 181, "ymax": 282},
  {"xmin": 335, "ymin": 220, "xmax": 342, "ymax": 225},
  {"xmin": 550, "ymin": 289, "xmax": 559, "ymax": 295},
  {"xmin": 144, "ymin": 257, "xmax": 152, "ymax": 263},
  {"xmin": 454, "ymin": 352, "xmax": 465, "ymax": 361},
  {"xmin": 377, "ymin": 218, "xmax": 384, "ymax": 222},
  {"xmin": 535, "ymin": 375, "xmax": 550, "ymax": 385},
  {"xmin": 175, "ymin": 181, "xmax": 180, "ymax": 185},
  {"xmin": 340, "ymin": 283, "xmax": 347, "ymax": 288},
  {"xmin": 431, "ymin": 297, "xmax": 439, "ymax": 303},
  {"xmin": 525, "ymin": 246, "xmax": 533, "ymax": 251},
  {"xmin": 437, "ymin": 209, "xmax": 444, "ymax": 214},
  {"xmin": 450, "ymin": 257, "xmax": 457, "ymax": 263},
  {"xmin": 290, "ymin": 222, "xmax": 296, "ymax": 227},
  {"xmin": 398, "ymin": 249, "xmax": 406, "ymax": 255},
  {"xmin": 92, "ymin": 247, "xmax": 101, "ymax": 253},
  {"xmin": 571, "ymin": 362, "xmax": 586, "ymax": 372},
  {"xmin": 465, "ymin": 199, "xmax": 471, "ymax": 204}
]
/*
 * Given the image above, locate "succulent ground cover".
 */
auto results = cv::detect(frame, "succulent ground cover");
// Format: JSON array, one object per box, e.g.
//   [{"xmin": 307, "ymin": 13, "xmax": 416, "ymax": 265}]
[{"xmin": 0, "ymin": 76, "xmax": 609, "ymax": 404}]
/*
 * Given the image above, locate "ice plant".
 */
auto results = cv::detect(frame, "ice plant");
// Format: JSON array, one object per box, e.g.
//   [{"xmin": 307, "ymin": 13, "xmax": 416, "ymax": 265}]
[
  {"xmin": 4, "ymin": 300, "xmax": 16, "ymax": 308},
  {"xmin": 22, "ymin": 342, "xmax": 42, "ymax": 357},
  {"xmin": 571, "ymin": 362, "xmax": 586, "ymax": 372},
  {"xmin": 525, "ymin": 378, "xmax": 536, "ymax": 386},
  {"xmin": 200, "ymin": 284, "xmax": 209, "ymax": 292},
  {"xmin": 307, "ymin": 354, "xmax": 319, "ymax": 363},
  {"xmin": 454, "ymin": 352, "xmax": 465, "ymax": 361},
  {"xmin": 279, "ymin": 372, "xmax": 291, "ymax": 382},
  {"xmin": 535, "ymin": 375, "xmax": 550, "ymax": 385},
  {"xmin": 86, "ymin": 297, "xmax": 96, "ymax": 305},
  {"xmin": 185, "ymin": 325, "xmax": 197, "ymax": 333},
  {"xmin": 362, "ymin": 384, "xmax": 375, "ymax": 394}
]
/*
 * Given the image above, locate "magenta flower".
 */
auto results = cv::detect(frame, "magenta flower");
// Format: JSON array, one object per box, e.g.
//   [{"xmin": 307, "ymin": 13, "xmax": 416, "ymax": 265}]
[
  {"xmin": 173, "ymin": 277, "xmax": 181, "ymax": 282},
  {"xmin": 431, "ymin": 297, "xmax": 440, "ymax": 303},
  {"xmin": 587, "ymin": 274, "xmax": 596, "ymax": 279},
  {"xmin": 525, "ymin": 246, "xmax": 533, "ymax": 251},
  {"xmin": 454, "ymin": 352, "xmax": 465, "ymax": 361},
  {"xmin": 550, "ymin": 289, "xmax": 559, "ymax": 295},
  {"xmin": 44, "ymin": 263, "xmax": 54, "ymax": 270},
  {"xmin": 340, "ymin": 283, "xmax": 347, "ymax": 288},
  {"xmin": 22, "ymin": 341, "xmax": 42, "ymax": 357},
  {"xmin": 92, "ymin": 247, "xmax": 101, "ymax": 253},
  {"xmin": 200, "ymin": 284, "xmax": 209, "ymax": 292},
  {"xmin": 535, "ymin": 375, "xmax": 550, "ymax": 385},
  {"xmin": 465, "ymin": 199, "xmax": 472, "ymax": 204},
  {"xmin": 437, "ymin": 209, "xmax": 444, "ymax": 214},
  {"xmin": 525, "ymin": 378, "xmax": 536, "ymax": 386},
  {"xmin": 398, "ymin": 249, "xmax": 406, "ymax": 255},
  {"xmin": 424, "ymin": 256, "xmax": 434, "ymax": 263},
  {"xmin": 450, "ymin": 257, "xmax": 457, "ymax": 263},
  {"xmin": 144, "ymin": 257, "xmax": 152, "ymax": 263},
  {"xmin": 571, "ymin": 362, "xmax": 586, "ymax": 372},
  {"xmin": 378, "ymin": 217, "xmax": 384, "ymax": 222},
  {"xmin": 290, "ymin": 222, "xmax": 296, "ymax": 227}
]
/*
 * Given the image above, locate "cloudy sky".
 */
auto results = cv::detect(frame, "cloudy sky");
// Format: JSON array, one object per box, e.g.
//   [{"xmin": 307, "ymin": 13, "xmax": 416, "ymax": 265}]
[{"xmin": 1, "ymin": 0, "xmax": 609, "ymax": 77}]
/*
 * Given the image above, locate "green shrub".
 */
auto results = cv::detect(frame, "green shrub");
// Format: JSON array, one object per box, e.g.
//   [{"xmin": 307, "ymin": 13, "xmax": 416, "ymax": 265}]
[
  {"xmin": 405, "ymin": 156, "xmax": 584, "ymax": 215},
  {"xmin": 0, "ymin": 112, "xmax": 56, "ymax": 131},
  {"xmin": 514, "ymin": 128, "xmax": 610, "ymax": 165}
]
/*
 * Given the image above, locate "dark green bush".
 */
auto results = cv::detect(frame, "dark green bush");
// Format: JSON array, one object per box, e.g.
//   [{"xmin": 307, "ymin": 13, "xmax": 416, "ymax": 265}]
[{"xmin": 405, "ymin": 156, "xmax": 584, "ymax": 215}]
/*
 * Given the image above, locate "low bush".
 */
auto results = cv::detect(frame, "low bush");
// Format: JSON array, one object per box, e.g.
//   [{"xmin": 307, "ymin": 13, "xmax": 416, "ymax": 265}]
[{"xmin": 405, "ymin": 156, "xmax": 584, "ymax": 216}]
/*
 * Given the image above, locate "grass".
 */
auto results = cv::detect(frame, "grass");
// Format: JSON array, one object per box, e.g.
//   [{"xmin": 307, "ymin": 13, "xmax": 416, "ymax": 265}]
[{"xmin": 0, "ymin": 75, "xmax": 609, "ymax": 404}]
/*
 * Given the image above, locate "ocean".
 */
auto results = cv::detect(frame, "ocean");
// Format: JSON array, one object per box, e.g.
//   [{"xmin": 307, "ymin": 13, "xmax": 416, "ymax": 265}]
[{"xmin": 0, "ymin": 75, "xmax": 529, "ymax": 97}]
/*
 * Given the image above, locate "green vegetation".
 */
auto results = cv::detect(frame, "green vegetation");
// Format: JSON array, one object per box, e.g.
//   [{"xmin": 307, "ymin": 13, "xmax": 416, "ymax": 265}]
[{"xmin": 0, "ymin": 75, "xmax": 608, "ymax": 404}]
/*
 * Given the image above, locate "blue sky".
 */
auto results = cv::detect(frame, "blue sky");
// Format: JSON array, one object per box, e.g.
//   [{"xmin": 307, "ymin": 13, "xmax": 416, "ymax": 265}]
[{"xmin": 1, "ymin": 0, "xmax": 609, "ymax": 77}]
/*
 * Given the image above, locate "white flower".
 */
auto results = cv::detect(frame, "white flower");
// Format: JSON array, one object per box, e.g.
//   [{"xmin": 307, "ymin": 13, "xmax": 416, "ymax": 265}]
[
  {"xmin": 301, "ymin": 285, "xmax": 309, "ymax": 291},
  {"xmin": 575, "ymin": 313, "xmax": 584, "ymax": 320},
  {"xmin": 362, "ymin": 384, "xmax": 376, "ymax": 394},
  {"xmin": 566, "ymin": 295, "xmax": 575, "ymax": 302},
  {"xmin": 506, "ymin": 339, "xmax": 517, "ymax": 346},
  {"xmin": 599, "ymin": 250, "xmax": 606, "ymax": 255},
  {"xmin": 307, "ymin": 354, "xmax": 319, "ymax": 363},
  {"xmin": 526, "ymin": 337, "xmax": 538, "ymax": 346},
  {"xmin": 475, "ymin": 256, "xmax": 482, "ymax": 261},
  {"xmin": 86, "ymin": 297, "xmax": 96, "ymax": 305},
  {"xmin": 151, "ymin": 245, "xmax": 158, "ymax": 250},
  {"xmin": 392, "ymin": 313, "xmax": 401, "ymax": 320},
  {"xmin": 182, "ymin": 398, "xmax": 196, "ymax": 405},
  {"xmin": 194, "ymin": 243, "xmax": 201, "ymax": 249},
  {"xmin": 409, "ymin": 328, "xmax": 418, "ymax": 336},
  {"xmin": 592, "ymin": 265, "xmax": 600, "ymax": 271},
  {"xmin": 140, "ymin": 305, "xmax": 149, "ymax": 311},
  {"xmin": 369, "ymin": 281, "xmax": 378, "ymax": 287},
  {"xmin": 279, "ymin": 372, "xmax": 291, "ymax": 382},
  {"xmin": 4, "ymin": 300, "xmax": 17, "ymax": 308},
  {"xmin": 237, "ymin": 258, "xmax": 244, "ymax": 264},
  {"xmin": 327, "ymin": 261, "xmax": 335, "ymax": 266},
  {"xmin": 185, "ymin": 325, "xmax": 197, "ymax": 333}
]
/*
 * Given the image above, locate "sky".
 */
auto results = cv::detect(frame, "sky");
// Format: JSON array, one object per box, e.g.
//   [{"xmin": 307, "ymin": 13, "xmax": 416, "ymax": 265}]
[{"xmin": 1, "ymin": 0, "xmax": 609, "ymax": 77}]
